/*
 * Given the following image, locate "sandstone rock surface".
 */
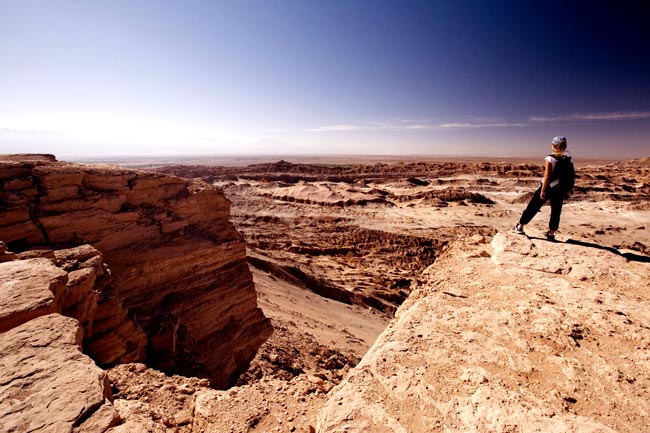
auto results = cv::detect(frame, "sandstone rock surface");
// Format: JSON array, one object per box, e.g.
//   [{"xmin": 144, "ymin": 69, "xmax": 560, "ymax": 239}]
[
  {"xmin": 0, "ymin": 314, "xmax": 119, "ymax": 433},
  {"xmin": 0, "ymin": 243, "xmax": 145, "ymax": 366},
  {"xmin": 0, "ymin": 258, "xmax": 66, "ymax": 332},
  {"xmin": 316, "ymin": 231, "xmax": 650, "ymax": 432},
  {"xmin": 0, "ymin": 155, "xmax": 271, "ymax": 388}
]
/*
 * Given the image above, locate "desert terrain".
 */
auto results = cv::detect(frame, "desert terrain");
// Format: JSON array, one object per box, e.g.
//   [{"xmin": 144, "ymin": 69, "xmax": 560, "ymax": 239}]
[
  {"xmin": 1, "ymin": 154, "xmax": 649, "ymax": 432},
  {"xmin": 153, "ymin": 156, "xmax": 649, "ymax": 431}
]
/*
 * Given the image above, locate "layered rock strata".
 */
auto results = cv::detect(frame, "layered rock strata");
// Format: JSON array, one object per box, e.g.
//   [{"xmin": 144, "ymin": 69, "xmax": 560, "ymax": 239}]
[
  {"xmin": 1, "ymin": 243, "xmax": 188, "ymax": 432},
  {"xmin": 0, "ymin": 155, "xmax": 271, "ymax": 388},
  {"xmin": 156, "ymin": 159, "xmax": 546, "ymax": 183},
  {"xmin": 0, "ymin": 243, "xmax": 144, "ymax": 364},
  {"xmin": 317, "ymin": 232, "xmax": 650, "ymax": 432}
]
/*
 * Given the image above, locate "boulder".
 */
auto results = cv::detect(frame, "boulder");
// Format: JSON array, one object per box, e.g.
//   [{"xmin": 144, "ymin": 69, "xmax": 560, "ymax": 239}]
[{"xmin": 0, "ymin": 314, "xmax": 119, "ymax": 433}]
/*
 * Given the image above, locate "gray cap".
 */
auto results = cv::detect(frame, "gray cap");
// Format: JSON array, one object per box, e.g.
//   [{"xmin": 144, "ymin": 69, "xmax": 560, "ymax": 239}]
[{"xmin": 552, "ymin": 136, "xmax": 567, "ymax": 146}]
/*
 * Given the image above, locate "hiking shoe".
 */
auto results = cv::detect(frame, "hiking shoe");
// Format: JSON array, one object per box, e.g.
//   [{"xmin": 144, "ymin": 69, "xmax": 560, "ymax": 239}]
[
  {"xmin": 514, "ymin": 223, "xmax": 525, "ymax": 235},
  {"xmin": 545, "ymin": 231, "xmax": 556, "ymax": 241}
]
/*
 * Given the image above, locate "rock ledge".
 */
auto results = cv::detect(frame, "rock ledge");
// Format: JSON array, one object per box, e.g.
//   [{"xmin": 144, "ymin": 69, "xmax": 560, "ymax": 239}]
[{"xmin": 317, "ymin": 231, "xmax": 650, "ymax": 432}]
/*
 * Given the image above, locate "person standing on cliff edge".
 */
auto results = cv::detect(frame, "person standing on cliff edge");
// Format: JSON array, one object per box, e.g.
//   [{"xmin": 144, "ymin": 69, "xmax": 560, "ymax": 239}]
[{"xmin": 514, "ymin": 136, "xmax": 575, "ymax": 241}]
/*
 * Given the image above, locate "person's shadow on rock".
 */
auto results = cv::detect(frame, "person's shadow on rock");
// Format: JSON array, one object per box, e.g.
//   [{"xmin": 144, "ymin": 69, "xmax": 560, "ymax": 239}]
[
  {"xmin": 524, "ymin": 236, "xmax": 650, "ymax": 263},
  {"xmin": 564, "ymin": 238, "xmax": 650, "ymax": 263}
]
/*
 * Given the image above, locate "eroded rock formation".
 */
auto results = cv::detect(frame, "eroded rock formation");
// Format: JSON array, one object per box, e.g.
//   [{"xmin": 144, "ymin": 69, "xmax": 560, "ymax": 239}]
[
  {"xmin": 0, "ymin": 313, "xmax": 119, "ymax": 433},
  {"xmin": 0, "ymin": 242, "xmax": 144, "ymax": 364},
  {"xmin": 0, "ymin": 154, "xmax": 271, "ymax": 388},
  {"xmin": 316, "ymin": 231, "xmax": 650, "ymax": 432}
]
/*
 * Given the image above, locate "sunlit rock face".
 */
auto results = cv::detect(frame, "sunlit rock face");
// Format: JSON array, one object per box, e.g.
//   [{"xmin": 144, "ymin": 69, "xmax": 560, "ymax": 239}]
[
  {"xmin": 0, "ymin": 243, "xmax": 146, "ymax": 364},
  {"xmin": 316, "ymin": 231, "xmax": 650, "ymax": 432},
  {"xmin": 0, "ymin": 313, "xmax": 120, "ymax": 433},
  {"xmin": 0, "ymin": 154, "xmax": 271, "ymax": 388}
]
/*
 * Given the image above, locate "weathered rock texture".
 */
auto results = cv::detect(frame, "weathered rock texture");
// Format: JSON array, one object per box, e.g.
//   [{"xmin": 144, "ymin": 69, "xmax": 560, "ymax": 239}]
[
  {"xmin": 317, "ymin": 232, "xmax": 650, "ymax": 432},
  {"xmin": 0, "ymin": 247, "xmax": 145, "ymax": 432},
  {"xmin": 0, "ymin": 257, "xmax": 66, "ymax": 332},
  {"xmin": 0, "ymin": 313, "xmax": 119, "ymax": 433},
  {"xmin": 0, "ymin": 244, "xmax": 144, "ymax": 365},
  {"xmin": 0, "ymin": 155, "xmax": 271, "ymax": 388}
]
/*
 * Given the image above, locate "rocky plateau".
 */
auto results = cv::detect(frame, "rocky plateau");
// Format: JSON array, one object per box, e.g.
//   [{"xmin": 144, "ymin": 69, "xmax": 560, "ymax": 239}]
[{"xmin": 1, "ymin": 154, "xmax": 649, "ymax": 432}]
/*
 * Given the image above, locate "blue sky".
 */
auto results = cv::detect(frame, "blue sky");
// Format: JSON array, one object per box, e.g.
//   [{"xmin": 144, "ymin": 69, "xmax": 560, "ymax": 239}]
[{"xmin": 1, "ymin": 0, "xmax": 649, "ymax": 158}]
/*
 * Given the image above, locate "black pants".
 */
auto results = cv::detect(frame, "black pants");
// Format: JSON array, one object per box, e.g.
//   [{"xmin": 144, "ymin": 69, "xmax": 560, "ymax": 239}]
[{"xmin": 519, "ymin": 186, "xmax": 564, "ymax": 231}]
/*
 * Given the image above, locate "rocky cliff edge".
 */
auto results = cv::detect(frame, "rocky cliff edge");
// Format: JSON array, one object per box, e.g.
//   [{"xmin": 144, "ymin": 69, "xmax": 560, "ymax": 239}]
[
  {"xmin": 0, "ymin": 154, "xmax": 271, "ymax": 390},
  {"xmin": 317, "ymin": 231, "xmax": 650, "ymax": 432}
]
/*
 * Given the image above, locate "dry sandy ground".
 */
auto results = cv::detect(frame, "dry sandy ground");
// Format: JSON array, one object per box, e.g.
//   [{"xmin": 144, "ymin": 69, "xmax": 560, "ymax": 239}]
[{"xmin": 107, "ymin": 157, "xmax": 649, "ymax": 432}]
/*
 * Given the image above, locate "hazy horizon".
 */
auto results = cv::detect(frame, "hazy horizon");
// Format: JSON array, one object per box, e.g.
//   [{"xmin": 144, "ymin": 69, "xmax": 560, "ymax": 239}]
[{"xmin": 1, "ymin": 1, "xmax": 649, "ymax": 158}]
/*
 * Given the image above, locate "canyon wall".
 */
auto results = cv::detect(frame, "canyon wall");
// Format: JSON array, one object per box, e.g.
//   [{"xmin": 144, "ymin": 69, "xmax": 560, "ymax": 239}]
[{"xmin": 0, "ymin": 154, "xmax": 271, "ymax": 388}]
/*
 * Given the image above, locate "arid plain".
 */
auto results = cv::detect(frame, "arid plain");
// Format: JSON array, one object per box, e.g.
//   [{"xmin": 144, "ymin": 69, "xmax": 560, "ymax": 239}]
[{"xmin": 1, "ymin": 154, "xmax": 649, "ymax": 432}]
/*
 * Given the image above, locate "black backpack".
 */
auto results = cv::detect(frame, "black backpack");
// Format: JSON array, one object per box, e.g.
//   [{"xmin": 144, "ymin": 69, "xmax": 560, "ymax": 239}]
[{"xmin": 548, "ymin": 155, "xmax": 575, "ymax": 193}]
